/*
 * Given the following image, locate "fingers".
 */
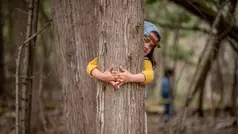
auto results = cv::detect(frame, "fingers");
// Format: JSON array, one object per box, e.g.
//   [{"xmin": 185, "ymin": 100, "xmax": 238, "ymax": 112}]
[
  {"xmin": 106, "ymin": 65, "xmax": 113, "ymax": 72},
  {"xmin": 117, "ymin": 81, "xmax": 124, "ymax": 87},
  {"xmin": 112, "ymin": 71, "xmax": 119, "ymax": 74},
  {"xmin": 110, "ymin": 81, "xmax": 120, "ymax": 89},
  {"xmin": 111, "ymin": 74, "xmax": 120, "ymax": 81}
]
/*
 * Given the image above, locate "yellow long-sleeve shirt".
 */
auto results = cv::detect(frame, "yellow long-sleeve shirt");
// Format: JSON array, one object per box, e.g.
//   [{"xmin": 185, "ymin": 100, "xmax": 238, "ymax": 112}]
[{"xmin": 86, "ymin": 57, "xmax": 154, "ymax": 84}]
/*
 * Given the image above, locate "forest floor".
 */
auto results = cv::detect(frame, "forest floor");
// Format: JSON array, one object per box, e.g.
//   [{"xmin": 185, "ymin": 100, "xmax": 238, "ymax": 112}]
[{"xmin": 0, "ymin": 99, "xmax": 238, "ymax": 134}]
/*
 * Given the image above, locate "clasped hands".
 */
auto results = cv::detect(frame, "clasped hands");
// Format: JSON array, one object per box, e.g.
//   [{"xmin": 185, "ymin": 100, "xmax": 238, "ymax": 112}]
[{"xmin": 102, "ymin": 65, "xmax": 132, "ymax": 89}]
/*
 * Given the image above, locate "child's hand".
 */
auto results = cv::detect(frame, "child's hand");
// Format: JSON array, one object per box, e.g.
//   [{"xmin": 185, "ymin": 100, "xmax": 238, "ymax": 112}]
[
  {"xmin": 109, "ymin": 71, "xmax": 121, "ymax": 89},
  {"xmin": 115, "ymin": 66, "xmax": 133, "ymax": 87},
  {"xmin": 101, "ymin": 66, "xmax": 119, "ymax": 83}
]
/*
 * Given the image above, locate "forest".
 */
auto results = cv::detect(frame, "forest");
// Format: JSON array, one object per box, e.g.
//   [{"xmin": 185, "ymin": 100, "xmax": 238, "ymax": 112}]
[{"xmin": 0, "ymin": 0, "xmax": 238, "ymax": 134}]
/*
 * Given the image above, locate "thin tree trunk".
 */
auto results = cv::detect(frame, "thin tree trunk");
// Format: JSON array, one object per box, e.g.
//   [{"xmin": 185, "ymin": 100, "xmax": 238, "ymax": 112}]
[
  {"xmin": 198, "ymin": 87, "xmax": 204, "ymax": 117},
  {"xmin": 97, "ymin": 1, "xmax": 144, "ymax": 134},
  {"xmin": 29, "ymin": 0, "xmax": 40, "ymax": 133},
  {"xmin": 231, "ymin": 48, "xmax": 238, "ymax": 116},
  {"xmin": 52, "ymin": 0, "xmax": 97, "ymax": 133},
  {"xmin": 20, "ymin": 1, "xmax": 34, "ymax": 133},
  {"xmin": 16, "ymin": 0, "xmax": 39, "ymax": 133},
  {"xmin": 185, "ymin": 1, "xmax": 234, "ymax": 107}
]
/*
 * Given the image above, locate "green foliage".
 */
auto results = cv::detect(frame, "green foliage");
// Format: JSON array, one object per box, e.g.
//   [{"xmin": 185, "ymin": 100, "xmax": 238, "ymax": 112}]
[
  {"xmin": 169, "ymin": 44, "xmax": 193, "ymax": 61},
  {"xmin": 146, "ymin": 0, "xmax": 157, "ymax": 4},
  {"xmin": 207, "ymin": 0, "xmax": 219, "ymax": 4}
]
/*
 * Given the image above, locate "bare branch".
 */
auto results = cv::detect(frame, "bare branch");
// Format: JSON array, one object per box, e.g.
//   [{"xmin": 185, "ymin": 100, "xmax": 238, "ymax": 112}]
[
  {"xmin": 22, "ymin": 20, "xmax": 52, "ymax": 46},
  {"xmin": 170, "ymin": 0, "xmax": 238, "ymax": 44},
  {"xmin": 157, "ymin": 22, "xmax": 210, "ymax": 33}
]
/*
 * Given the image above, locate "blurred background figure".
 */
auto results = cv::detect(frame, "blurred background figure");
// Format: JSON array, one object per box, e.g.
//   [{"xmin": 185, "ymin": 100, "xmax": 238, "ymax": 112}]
[{"xmin": 161, "ymin": 67, "xmax": 175, "ymax": 122}]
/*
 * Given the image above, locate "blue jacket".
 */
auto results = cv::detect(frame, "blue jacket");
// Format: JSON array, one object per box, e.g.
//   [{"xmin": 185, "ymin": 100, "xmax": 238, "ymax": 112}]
[{"xmin": 161, "ymin": 77, "xmax": 171, "ymax": 99}]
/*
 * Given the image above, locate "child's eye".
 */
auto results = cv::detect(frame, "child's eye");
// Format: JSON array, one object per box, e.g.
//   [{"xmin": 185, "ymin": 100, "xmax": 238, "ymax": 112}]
[
  {"xmin": 149, "ymin": 43, "xmax": 156, "ymax": 48},
  {"xmin": 144, "ymin": 37, "xmax": 151, "ymax": 43}
]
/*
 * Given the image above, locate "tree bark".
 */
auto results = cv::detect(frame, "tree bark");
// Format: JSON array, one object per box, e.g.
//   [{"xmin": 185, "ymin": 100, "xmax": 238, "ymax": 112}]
[
  {"xmin": 29, "ymin": 0, "xmax": 40, "ymax": 133},
  {"xmin": 15, "ymin": 0, "xmax": 39, "ymax": 133},
  {"xmin": 52, "ymin": 0, "xmax": 97, "ymax": 134},
  {"xmin": 97, "ymin": 0, "xmax": 144, "ymax": 134}
]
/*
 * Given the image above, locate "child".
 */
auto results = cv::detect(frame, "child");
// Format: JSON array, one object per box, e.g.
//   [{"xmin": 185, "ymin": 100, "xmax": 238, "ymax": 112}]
[
  {"xmin": 86, "ymin": 21, "xmax": 161, "ymax": 88},
  {"xmin": 161, "ymin": 68, "xmax": 174, "ymax": 122}
]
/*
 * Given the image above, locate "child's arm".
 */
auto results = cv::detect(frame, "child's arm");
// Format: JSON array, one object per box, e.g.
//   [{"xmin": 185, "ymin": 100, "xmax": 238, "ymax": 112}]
[
  {"xmin": 117, "ymin": 60, "xmax": 154, "ymax": 86},
  {"xmin": 91, "ymin": 66, "xmax": 118, "ymax": 83},
  {"xmin": 87, "ymin": 58, "xmax": 120, "ymax": 87}
]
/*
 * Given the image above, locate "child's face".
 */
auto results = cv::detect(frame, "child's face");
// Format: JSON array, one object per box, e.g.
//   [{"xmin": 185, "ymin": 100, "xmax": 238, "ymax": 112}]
[{"xmin": 143, "ymin": 32, "xmax": 159, "ymax": 56}]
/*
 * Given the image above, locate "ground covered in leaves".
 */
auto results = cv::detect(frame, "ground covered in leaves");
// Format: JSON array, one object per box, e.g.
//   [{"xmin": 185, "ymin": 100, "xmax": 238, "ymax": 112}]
[{"xmin": 0, "ymin": 99, "xmax": 238, "ymax": 134}]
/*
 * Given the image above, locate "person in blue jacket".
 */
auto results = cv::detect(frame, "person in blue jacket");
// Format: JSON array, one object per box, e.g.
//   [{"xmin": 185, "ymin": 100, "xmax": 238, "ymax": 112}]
[{"xmin": 161, "ymin": 68, "xmax": 174, "ymax": 122}]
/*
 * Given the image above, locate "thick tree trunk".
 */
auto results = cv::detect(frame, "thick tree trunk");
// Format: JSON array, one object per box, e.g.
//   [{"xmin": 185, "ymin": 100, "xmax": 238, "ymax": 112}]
[
  {"xmin": 0, "ymin": 0, "xmax": 4, "ymax": 96},
  {"xmin": 97, "ymin": 1, "xmax": 144, "ymax": 134},
  {"xmin": 52, "ymin": 0, "xmax": 97, "ymax": 134}
]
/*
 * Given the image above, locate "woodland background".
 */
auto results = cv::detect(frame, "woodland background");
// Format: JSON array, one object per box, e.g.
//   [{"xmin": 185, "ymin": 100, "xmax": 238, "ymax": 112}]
[{"xmin": 0, "ymin": 0, "xmax": 238, "ymax": 134}]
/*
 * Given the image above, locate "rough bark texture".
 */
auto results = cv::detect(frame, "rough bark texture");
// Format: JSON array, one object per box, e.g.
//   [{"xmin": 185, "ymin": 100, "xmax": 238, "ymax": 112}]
[
  {"xmin": 52, "ymin": 0, "xmax": 97, "ymax": 134},
  {"xmin": 97, "ymin": 0, "xmax": 145, "ymax": 134}
]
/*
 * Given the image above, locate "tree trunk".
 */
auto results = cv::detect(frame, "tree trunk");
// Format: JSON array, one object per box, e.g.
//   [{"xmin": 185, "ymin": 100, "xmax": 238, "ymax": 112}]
[
  {"xmin": 185, "ymin": 1, "xmax": 235, "ymax": 107},
  {"xmin": 16, "ymin": 0, "xmax": 39, "ymax": 133},
  {"xmin": 198, "ymin": 87, "xmax": 204, "ymax": 117},
  {"xmin": 29, "ymin": 0, "xmax": 40, "ymax": 133},
  {"xmin": 231, "ymin": 51, "xmax": 238, "ymax": 116},
  {"xmin": 52, "ymin": 0, "xmax": 97, "ymax": 134},
  {"xmin": 97, "ymin": 1, "xmax": 144, "ymax": 134},
  {"xmin": 0, "ymin": 0, "xmax": 4, "ymax": 96}
]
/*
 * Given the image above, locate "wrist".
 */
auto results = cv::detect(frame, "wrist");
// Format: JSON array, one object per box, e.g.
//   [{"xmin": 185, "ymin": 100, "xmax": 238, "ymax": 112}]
[
  {"xmin": 100, "ymin": 74, "xmax": 107, "ymax": 82},
  {"xmin": 129, "ymin": 74, "xmax": 135, "ymax": 83}
]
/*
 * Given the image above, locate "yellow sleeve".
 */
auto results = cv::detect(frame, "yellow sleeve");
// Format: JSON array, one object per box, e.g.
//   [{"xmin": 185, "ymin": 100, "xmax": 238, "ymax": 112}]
[
  {"xmin": 141, "ymin": 60, "xmax": 154, "ymax": 84},
  {"xmin": 86, "ymin": 57, "xmax": 98, "ymax": 77}
]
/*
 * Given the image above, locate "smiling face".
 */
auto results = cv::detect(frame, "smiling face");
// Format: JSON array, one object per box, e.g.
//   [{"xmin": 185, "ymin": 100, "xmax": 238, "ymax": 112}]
[{"xmin": 143, "ymin": 32, "xmax": 159, "ymax": 56}]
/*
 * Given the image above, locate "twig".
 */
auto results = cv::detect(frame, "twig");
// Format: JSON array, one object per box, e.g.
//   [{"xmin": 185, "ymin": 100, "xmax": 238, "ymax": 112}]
[
  {"xmin": 22, "ymin": 20, "xmax": 52, "ymax": 47},
  {"xmin": 16, "ymin": 8, "xmax": 28, "ymax": 15},
  {"xmin": 157, "ymin": 22, "xmax": 210, "ymax": 34}
]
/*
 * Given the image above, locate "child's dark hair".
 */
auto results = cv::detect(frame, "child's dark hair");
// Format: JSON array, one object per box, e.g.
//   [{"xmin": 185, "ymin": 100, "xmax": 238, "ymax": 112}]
[
  {"xmin": 145, "ymin": 48, "xmax": 156, "ymax": 69},
  {"xmin": 164, "ymin": 68, "xmax": 174, "ymax": 77}
]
